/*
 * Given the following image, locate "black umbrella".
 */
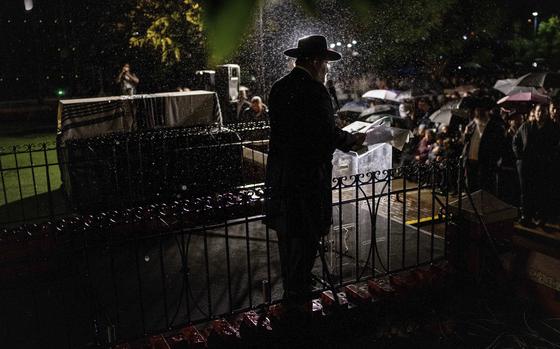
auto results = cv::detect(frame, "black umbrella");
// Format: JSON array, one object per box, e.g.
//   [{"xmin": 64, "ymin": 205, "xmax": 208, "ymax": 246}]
[
  {"xmin": 446, "ymin": 98, "xmax": 469, "ymax": 110},
  {"xmin": 360, "ymin": 114, "xmax": 410, "ymax": 129},
  {"xmin": 396, "ymin": 88, "xmax": 431, "ymax": 101},
  {"xmin": 515, "ymin": 72, "xmax": 560, "ymax": 89}
]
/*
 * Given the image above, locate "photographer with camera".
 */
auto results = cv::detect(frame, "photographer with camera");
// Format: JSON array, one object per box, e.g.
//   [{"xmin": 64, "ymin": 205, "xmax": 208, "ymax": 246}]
[{"xmin": 115, "ymin": 63, "xmax": 140, "ymax": 95}]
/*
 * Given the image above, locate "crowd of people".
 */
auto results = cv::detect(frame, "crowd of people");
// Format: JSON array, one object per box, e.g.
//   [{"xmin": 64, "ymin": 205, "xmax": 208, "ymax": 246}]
[
  {"xmin": 120, "ymin": 58, "xmax": 560, "ymax": 227},
  {"xmin": 263, "ymin": 35, "xmax": 559, "ymax": 325},
  {"xmin": 227, "ymin": 67, "xmax": 560, "ymax": 227},
  {"xmin": 379, "ymin": 89, "xmax": 560, "ymax": 228}
]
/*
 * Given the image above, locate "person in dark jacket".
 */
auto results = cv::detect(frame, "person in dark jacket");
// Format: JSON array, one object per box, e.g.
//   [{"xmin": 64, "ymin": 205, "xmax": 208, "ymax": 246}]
[
  {"xmin": 240, "ymin": 96, "xmax": 268, "ymax": 122},
  {"xmin": 236, "ymin": 89, "xmax": 251, "ymax": 120},
  {"xmin": 461, "ymin": 99, "xmax": 507, "ymax": 194},
  {"xmin": 513, "ymin": 103, "xmax": 560, "ymax": 226},
  {"xmin": 415, "ymin": 98, "xmax": 434, "ymax": 128},
  {"xmin": 499, "ymin": 112, "xmax": 523, "ymax": 205},
  {"xmin": 265, "ymin": 35, "xmax": 365, "ymax": 306}
]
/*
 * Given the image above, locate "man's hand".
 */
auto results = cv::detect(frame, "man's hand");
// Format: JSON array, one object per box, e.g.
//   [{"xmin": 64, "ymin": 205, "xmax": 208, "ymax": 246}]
[{"xmin": 351, "ymin": 132, "xmax": 366, "ymax": 151}]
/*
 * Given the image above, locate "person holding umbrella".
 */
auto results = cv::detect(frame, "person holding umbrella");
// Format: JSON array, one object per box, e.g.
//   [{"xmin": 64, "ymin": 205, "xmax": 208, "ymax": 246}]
[{"xmin": 461, "ymin": 97, "xmax": 507, "ymax": 194}]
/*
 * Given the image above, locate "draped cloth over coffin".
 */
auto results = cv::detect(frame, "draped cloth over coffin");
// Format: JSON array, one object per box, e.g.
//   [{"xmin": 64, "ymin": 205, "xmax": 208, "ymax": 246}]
[{"xmin": 57, "ymin": 91, "xmax": 222, "ymax": 143}]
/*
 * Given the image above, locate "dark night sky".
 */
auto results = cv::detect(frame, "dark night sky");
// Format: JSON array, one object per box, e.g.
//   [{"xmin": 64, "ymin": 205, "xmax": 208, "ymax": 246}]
[{"xmin": 1, "ymin": 0, "xmax": 559, "ymax": 101}]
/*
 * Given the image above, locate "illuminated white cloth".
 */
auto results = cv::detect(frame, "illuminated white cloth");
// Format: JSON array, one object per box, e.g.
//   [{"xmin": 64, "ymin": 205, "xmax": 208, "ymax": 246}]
[{"xmin": 57, "ymin": 91, "xmax": 221, "ymax": 143}]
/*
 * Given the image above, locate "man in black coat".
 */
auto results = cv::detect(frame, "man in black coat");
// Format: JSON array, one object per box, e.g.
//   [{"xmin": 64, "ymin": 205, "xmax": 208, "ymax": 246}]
[
  {"xmin": 461, "ymin": 99, "xmax": 507, "ymax": 194},
  {"xmin": 513, "ymin": 104, "xmax": 560, "ymax": 226},
  {"xmin": 265, "ymin": 35, "xmax": 365, "ymax": 306}
]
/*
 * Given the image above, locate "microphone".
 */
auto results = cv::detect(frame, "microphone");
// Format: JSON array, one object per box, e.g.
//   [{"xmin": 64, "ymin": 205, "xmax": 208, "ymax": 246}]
[{"xmin": 326, "ymin": 80, "xmax": 340, "ymax": 111}]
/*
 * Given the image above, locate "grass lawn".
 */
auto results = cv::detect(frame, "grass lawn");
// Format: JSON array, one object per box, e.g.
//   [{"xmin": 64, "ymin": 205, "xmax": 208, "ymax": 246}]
[
  {"xmin": 0, "ymin": 133, "xmax": 56, "ymax": 148},
  {"xmin": 0, "ymin": 132, "xmax": 63, "ymax": 225}
]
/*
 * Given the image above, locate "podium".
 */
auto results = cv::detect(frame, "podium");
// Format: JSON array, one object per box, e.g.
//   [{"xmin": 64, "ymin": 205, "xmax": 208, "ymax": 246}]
[
  {"xmin": 332, "ymin": 143, "xmax": 392, "ymax": 184},
  {"xmin": 447, "ymin": 190, "xmax": 518, "ymax": 274},
  {"xmin": 448, "ymin": 190, "xmax": 518, "ymax": 239}
]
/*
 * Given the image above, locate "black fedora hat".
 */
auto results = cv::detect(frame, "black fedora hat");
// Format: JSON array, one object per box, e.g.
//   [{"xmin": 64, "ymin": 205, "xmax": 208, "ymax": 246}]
[{"xmin": 284, "ymin": 35, "xmax": 342, "ymax": 61}]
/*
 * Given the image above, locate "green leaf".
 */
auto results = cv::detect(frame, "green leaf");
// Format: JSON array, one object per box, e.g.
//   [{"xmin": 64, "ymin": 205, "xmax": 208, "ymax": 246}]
[{"xmin": 202, "ymin": 0, "xmax": 260, "ymax": 66}]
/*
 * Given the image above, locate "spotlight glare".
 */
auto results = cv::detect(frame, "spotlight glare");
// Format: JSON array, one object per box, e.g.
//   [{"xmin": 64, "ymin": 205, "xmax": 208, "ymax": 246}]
[{"xmin": 24, "ymin": 0, "xmax": 33, "ymax": 11}]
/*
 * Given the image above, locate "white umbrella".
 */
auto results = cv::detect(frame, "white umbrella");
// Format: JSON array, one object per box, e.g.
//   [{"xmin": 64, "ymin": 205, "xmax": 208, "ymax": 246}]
[
  {"xmin": 339, "ymin": 101, "xmax": 367, "ymax": 114},
  {"xmin": 514, "ymin": 72, "xmax": 560, "ymax": 89},
  {"xmin": 362, "ymin": 89, "xmax": 400, "ymax": 102},
  {"xmin": 429, "ymin": 101, "xmax": 470, "ymax": 125},
  {"xmin": 396, "ymin": 89, "xmax": 431, "ymax": 101},
  {"xmin": 359, "ymin": 104, "xmax": 395, "ymax": 118},
  {"xmin": 493, "ymin": 79, "xmax": 536, "ymax": 95}
]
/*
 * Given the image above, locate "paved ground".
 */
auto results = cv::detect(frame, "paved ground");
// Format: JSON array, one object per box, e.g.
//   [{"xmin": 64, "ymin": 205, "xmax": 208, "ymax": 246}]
[{"xmin": 0, "ymin": 209, "xmax": 444, "ymax": 348}]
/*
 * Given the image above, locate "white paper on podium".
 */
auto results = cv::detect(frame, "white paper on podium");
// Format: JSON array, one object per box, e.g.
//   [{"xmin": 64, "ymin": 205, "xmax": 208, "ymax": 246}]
[
  {"xmin": 342, "ymin": 121, "xmax": 375, "ymax": 134},
  {"xmin": 365, "ymin": 125, "xmax": 411, "ymax": 151}
]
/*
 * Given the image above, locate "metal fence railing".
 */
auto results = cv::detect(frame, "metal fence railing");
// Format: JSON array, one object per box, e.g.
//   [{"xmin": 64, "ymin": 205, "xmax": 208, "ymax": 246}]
[
  {"xmin": 0, "ymin": 142, "xmax": 63, "ymax": 225},
  {"xmin": 0, "ymin": 122, "xmax": 461, "ymax": 347},
  {"xmin": 0, "ymin": 158, "xmax": 458, "ymax": 348},
  {"xmin": 0, "ymin": 122, "xmax": 270, "ymax": 226}
]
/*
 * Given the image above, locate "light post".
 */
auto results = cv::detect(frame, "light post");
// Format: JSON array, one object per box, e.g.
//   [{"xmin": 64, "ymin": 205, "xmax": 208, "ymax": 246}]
[
  {"xmin": 258, "ymin": 0, "xmax": 265, "ymax": 100},
  {"xmin": 532, "ymin": 11, "xmax": 539, "ymax": 35}
]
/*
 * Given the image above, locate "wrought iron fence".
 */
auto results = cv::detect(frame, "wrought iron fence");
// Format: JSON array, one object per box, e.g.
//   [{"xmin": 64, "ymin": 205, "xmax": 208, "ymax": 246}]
[
  {"xmin": 0, "ymin": 142, "xmax": 63, "ymax": 225},
  {"xmin": 0, "ymin": 157, "xmax": 459, "ymax": 348},
  {"xmin": 0, "ymin": 122, "xmax": 461, "ymax": 347},
  {"xmin": 0, "ymin": 122, "xmax": 270, "ymax": 226}
]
